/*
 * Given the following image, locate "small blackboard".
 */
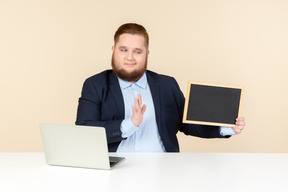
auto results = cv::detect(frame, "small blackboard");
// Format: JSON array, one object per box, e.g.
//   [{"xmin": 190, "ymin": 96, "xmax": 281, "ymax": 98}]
[{"xmin": 183, "ymin": 81, "xmax": 243, "ymax": 127}]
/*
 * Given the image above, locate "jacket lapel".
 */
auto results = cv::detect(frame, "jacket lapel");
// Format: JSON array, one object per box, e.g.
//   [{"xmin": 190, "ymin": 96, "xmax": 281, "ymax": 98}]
[
  {"xmin": 146, "ymin": 71, "xmax": 161, "ymax": 129},
  {"xmin": 109, "ymin": 72, "xmax": 125, "ymax": 119}
]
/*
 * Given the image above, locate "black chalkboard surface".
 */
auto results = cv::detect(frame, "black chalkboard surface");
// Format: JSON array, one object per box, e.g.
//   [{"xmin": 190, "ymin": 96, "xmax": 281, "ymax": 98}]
[{"xmin": 183, "ymin": 81, "xmax": 243, "ymax": 127}]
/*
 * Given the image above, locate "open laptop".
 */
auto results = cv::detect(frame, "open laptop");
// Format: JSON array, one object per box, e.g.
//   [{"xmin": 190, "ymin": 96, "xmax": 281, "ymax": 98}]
[{"xmin": 40, "ymin": 123, "xmax": 125, "ymax": 170}]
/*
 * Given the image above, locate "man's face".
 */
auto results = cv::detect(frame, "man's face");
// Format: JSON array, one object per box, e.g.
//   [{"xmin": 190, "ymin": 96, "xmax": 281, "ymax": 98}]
[{"xmin": 112, "ymin": 33, "xmax": 149, "ymax": 82}]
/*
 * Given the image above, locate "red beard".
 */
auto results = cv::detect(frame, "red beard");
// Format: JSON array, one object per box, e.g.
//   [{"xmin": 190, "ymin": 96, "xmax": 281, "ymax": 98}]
[{"xmin": 111, "ymin": 54, "xmax": 147, "ymax": 82}]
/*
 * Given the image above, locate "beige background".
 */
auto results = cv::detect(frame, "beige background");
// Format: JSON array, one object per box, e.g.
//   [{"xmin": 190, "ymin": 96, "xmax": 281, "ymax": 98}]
[{"xmin": 0, "ymin": 0, "xmax": 287, "ymax": 152}]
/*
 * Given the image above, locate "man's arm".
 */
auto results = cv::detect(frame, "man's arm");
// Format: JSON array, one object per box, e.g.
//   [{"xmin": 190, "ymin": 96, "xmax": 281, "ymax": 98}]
[{"xmin": 75, "ymin": 78, "xmax": 124, "ymax": 144}]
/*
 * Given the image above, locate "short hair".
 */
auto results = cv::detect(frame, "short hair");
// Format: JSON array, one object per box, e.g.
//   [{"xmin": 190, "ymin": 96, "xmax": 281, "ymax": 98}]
[{"xmin": 114, "ymin": 23, "xmax": 149, "ymax": 48}]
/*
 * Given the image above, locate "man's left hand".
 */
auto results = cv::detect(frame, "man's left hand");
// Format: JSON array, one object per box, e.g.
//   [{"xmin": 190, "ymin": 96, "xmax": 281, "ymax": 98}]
[{"xmin": 233, "ymin": 117, "xmax": 246, "ymax": 134}]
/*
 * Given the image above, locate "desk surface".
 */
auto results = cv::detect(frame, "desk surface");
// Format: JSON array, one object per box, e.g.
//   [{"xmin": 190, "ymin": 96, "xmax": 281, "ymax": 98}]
[{"xmin": 1, "ymin": 153, "xmax": 288, "ymax": 192}]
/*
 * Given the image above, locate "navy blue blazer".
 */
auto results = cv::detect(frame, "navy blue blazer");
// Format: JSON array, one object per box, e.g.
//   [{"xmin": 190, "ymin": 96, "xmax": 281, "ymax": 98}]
[{"xmin": 76, "ymin": 70, "xmax": 228, "ymax": 152}]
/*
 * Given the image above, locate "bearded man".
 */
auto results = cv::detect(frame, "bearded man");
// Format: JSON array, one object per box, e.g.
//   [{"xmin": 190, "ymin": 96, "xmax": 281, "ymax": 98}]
[{"xmin": 76, "ymin": 23, "xmax": 245, "ymax": 152}]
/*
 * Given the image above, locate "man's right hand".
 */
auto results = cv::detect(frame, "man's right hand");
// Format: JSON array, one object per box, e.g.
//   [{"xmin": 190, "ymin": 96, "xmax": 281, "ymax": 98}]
[{"xmin": 131, "ymin": 94, "xmax": 146, "ymax": 127}]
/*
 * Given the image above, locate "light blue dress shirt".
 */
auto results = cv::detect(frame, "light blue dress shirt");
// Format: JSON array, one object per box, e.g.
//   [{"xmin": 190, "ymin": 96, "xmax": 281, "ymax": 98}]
[
  {"xmin": 116, "ymin": 73, "xmax": 235, "ymax": 152},
  {"xmin": 116, "ymin": 73, "xmax": 166, "ymax": 152}
]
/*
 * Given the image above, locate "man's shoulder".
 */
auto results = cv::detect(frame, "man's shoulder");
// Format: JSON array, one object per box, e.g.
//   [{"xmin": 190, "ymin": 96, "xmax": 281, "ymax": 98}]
[
  {"xmin": 146, "ymin": 70, "xmax": 182, "ymax": 99},
  {"xmin": 146, "ymin": 70, "xmax": 177, "ymax": 83},
  {"xmin": 85, "ymin": 70, "xmax": 115, "ymax": 84},
  {"xmin": 87, "ymin": 70, "xmax": 113, "ymax": 79}
]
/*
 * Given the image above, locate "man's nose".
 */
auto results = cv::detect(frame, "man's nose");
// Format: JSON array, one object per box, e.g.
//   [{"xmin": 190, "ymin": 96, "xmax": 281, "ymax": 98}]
[{"xmin": 127, "ymin": 51, "xmax": 134, "ymax": 60}]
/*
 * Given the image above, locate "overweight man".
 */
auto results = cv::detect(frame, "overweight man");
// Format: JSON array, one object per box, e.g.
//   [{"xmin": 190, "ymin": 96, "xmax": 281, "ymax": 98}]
[{"xmin": 76, "ymin": 23, "xmax": 246, "ymax": 152}]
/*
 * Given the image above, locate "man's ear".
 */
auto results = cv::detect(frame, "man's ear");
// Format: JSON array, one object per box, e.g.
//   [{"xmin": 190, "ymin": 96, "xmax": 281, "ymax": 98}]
[
  {"xmin": 112, "ymin": 46, "xmax": 114, "ymax": 51},
  {"xmin": 147, "ymin": 50, "xmax": 150, "ymax": 55}
]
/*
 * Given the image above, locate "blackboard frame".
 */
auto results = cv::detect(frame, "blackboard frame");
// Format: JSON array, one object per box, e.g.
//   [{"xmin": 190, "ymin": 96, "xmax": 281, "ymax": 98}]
[{"xmin": 183, "ymin": 81, "xmax": 243, "ymax": 127}]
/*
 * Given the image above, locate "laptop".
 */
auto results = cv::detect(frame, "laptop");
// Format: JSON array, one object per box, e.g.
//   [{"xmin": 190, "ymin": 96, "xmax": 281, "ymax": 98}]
[{"xmin": 40, "ymin": 123, "xmax": 125, "ymax": 170}]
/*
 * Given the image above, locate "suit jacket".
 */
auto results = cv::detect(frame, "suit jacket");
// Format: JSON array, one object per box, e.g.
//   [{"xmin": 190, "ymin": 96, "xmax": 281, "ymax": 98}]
[{"xmin": 76, "ymin": 70, "xmax": 228, "ymax": 152}]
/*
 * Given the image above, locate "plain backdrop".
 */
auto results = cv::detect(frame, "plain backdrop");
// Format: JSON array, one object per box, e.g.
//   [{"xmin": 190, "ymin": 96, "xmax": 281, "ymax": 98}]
[{"xmin": 1, "ymin": 0, "xmax": 287, "ymax": 152}]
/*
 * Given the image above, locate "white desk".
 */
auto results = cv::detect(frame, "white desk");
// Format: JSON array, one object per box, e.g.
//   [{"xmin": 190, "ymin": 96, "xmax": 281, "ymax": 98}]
[{"xmin": 1, "ymin": 153, "xmax": 288, "ymax": 192}]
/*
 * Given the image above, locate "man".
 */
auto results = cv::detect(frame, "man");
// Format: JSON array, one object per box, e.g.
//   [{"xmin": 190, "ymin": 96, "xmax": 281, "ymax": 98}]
[{"xmin": 76, "ymin": 23, "xmax": 245, "ymax": 152}]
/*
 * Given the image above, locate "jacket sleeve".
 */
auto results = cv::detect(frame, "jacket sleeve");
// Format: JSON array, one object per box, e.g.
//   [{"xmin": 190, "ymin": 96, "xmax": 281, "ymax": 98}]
[{"xmin": 75, "ymin": 78, "xmax": 124, "ymax": 144}]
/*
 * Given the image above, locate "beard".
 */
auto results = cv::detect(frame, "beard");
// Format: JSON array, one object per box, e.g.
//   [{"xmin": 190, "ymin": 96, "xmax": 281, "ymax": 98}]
[{"xmin": 111, "ymin": 54, "xmax": 147, "ymax": 82}]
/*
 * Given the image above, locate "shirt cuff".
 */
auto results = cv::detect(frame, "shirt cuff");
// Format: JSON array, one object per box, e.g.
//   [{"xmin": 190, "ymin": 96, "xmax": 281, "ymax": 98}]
[
  {"xmin": 120, "ymin": 118, "xmax": 139, "ymax": 138},
  {"xmin": 220, "ymin": 126, "xmax": 236, "ymax": 136}
]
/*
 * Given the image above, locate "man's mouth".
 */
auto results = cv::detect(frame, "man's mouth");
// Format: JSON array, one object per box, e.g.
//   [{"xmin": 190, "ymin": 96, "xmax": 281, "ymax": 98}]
[{"xmin": 124, "ymin": 63, "xmax": 136, "ymax": 66}]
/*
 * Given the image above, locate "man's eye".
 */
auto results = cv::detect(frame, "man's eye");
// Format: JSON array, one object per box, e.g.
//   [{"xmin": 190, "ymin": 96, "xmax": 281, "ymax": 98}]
[{"xmin": 120, "ymin": 49, "xmax": 127, "ymax": 52}]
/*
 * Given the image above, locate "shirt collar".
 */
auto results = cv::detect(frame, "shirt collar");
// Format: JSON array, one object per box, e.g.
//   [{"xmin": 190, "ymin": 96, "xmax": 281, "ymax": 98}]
[{"xmin": 118, "ymin": 72, "xmax": 148, "ymax": 90}]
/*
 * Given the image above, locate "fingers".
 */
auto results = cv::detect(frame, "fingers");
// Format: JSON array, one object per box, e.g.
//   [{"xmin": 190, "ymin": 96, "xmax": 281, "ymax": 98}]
[
  {"xmin": 236, "ymin": 117, "xmax": 245, "ymax": 124},
  {"xmin": 232, "ymin": 126, "xmax": 242, "ymax": 134},
  {"xmin": 131, "ymin": 94, "xmax": 146, "ymax": 127},
  {"xmin": 141, "ymin": 104, "xmax": 146, "ymax": 115},
  {"xmin": 137, "ymin": 95, "xmax": 146, "ymax": 115},
  {"xmin": 132, "ymin": 105, "xmax": 136, "ymax": 113},
  {"xmin": 236, "ymin": 117, "xmax": 245, "ymax": 128},
  {"xmin": 233, "ymin": 117, "xmax": 246, "ymax": 134},
  {"xmin": 134, "ymin": 94, "xmax": 143, "ymax": 111},
  {"xmin": 138, "ymin": 94, "xmax": 142, "ymax": 108}
]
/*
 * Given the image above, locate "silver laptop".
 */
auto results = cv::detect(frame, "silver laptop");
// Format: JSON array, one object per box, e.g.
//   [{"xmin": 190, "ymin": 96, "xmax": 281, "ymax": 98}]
[{"xmin": 40, "ymin": 123, "xmax": 125, "ymax": 170}]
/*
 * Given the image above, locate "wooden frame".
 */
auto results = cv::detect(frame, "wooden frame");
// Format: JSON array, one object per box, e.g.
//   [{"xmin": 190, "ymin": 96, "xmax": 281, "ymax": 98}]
[{"xmin": 183, "ymin": 81, "xmax": 243, "ymax": 127}]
